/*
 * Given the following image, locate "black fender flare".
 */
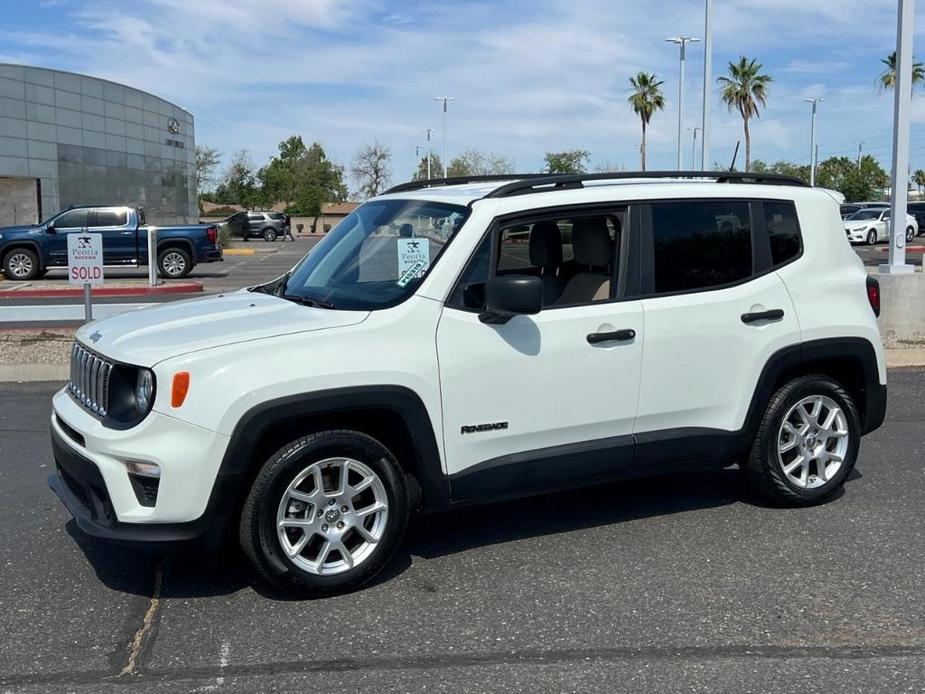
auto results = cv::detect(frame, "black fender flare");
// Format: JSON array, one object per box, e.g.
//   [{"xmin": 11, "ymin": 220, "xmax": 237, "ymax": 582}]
[
  {"xmin": 201, "ymin": 386, "xmax": 449, "ymax": 542},
  {"xmin": 156, "ymin": 238, "xmax": 194, "ymax": 262}
]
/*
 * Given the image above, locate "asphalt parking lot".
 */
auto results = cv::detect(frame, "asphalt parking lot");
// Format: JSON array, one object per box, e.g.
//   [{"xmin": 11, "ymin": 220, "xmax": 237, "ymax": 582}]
[{"xmin": 1, "ymin": 371, "xmax": 924, "ymax": 692}]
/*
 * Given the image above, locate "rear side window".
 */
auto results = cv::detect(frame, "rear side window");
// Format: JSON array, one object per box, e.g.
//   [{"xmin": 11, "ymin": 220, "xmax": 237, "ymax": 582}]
[
  {"xmin": 89, "ymin": 209, "xmax": 128, "ymax": 227},
  {"xmin": 248, "ymin": 214, "xmax": 264, "ymax": 222},
  {"xmin": 764, "ymin": 201, "xmax": 801, "ymax": 266},
  {"xmin": 268, "ymin": 213, "xmax": 285, "ymax": 220},
  {"xmin": 650, "ymin": 200, "xmax": 752, "ymax": 294}
]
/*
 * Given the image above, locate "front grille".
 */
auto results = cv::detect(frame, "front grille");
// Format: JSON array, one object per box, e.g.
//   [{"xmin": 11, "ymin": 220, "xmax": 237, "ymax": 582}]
[{"xmin": 68, "ymin": 342, "xmax": 114, "ymax": 416}]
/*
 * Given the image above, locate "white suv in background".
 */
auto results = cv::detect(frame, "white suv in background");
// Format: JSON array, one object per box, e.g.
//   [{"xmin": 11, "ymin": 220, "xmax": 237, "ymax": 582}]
[{"xmin": 49, "ymin": 172, "xmax": 887, "ymax": 597}]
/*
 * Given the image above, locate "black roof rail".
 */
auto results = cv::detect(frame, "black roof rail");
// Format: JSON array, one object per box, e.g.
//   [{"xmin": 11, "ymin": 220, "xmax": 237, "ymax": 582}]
[
  {"xmin": 383, "ymin": 174, "xmax": 552, "ymax": 195},
  {"xmin": 483, "ymin": 171, "xmax": 809, "ymax": 198}
]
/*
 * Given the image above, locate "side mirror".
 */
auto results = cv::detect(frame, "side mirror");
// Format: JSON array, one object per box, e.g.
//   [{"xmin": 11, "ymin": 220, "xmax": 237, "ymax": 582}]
[
  {"xmin": 45, "ymin": 222, "xmax": 56, "ymax": 233},
  {"xmin": 479, "ymin": 275, "xmax": 543, "ymax": 325}
]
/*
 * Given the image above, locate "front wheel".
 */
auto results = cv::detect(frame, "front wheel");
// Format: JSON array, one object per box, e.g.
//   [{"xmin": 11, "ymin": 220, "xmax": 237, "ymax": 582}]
[
  {"xmin": 3, "ymin": 248, "xmax": 41, "ymax": 281},
  {"xmin": 866, "ymin": 229, "xmax": 878, "ymax": 245},
  {"xmin": 157, "ymin": 247, "xmax": 192, "ymax": 279},
  {"xmin": 239, "ymin": 430, "xmax": 409, "ymax": 597},
  {"xmin": 907, "ymin": 226, "xmax": 916, "ymax": 243},
  {"xmin": 742, "ymin": 375, "xmax": 860, "ymax": 506}
]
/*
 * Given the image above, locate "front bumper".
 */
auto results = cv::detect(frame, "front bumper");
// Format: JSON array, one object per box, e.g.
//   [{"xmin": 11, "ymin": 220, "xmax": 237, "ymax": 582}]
[
  {"xmin": 48, "ymin": 388, "xmax": 235, "ymax": 547},
  {"xmin": 846, "ymin": 229, "xmax": 868, "ymax": 243}
]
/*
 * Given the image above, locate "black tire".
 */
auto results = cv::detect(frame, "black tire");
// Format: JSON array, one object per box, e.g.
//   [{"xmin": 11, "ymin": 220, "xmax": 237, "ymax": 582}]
[
  {"xmin": 866, "ymin": 229, "xmax": 878, "ymax": 245},
  {"xmin": 742, "ymin": 375, "xmax": 860, "ymax": 506},
  {"xmin": 239, "ymin": 430, "xmax": 410, "ymax": 597},
  {"xmin": 2, "ymin": 247, "xmax": 41, "ymax": 281},
  {"xmin": 907, "ymin": 226, "xmax": 916, "ymax": 243},
  {"xmin": 157, "ymin": 247, "xmax": 192, "ymax": 279},
  {"xmin": 263, "ymin": 228, "xmax": 277, "ymax": 242}
]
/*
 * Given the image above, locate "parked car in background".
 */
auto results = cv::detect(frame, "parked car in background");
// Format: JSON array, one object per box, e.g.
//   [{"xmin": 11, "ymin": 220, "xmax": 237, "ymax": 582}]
[
  {"xmin": 840, "ymin": 201, "xmax": 889, "ymax": 220},
  {"xmin": 844, "ymin": 207, "xmax": 918, "ymax": 245},
  {"xmin": 0, "ymin": 205, "xmax": 222, "ymax": 280},
  {"xmin": 245, "ymin": 211, "xmax": 287, "ymax": 242},
  {"xmin": 907, "ymin": 202, "xmax": 925, "ymax": 233}
]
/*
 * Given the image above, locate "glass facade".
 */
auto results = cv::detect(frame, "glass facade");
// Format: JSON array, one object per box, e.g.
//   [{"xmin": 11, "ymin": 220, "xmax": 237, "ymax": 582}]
[{"xmin": 0, "ymin": 64, "xmax": 196, "ymax": 225}]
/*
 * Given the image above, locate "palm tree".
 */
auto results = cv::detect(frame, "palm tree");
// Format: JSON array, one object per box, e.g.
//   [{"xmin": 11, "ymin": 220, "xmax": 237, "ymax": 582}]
[
  {"xmin": 627, "ymin": 72, "xmax": 665, "ymax": 171},
  {"xmin": 717, "ymin": 56, "xmax": 772, "ymax": 172},
  {"xmin": 877, "ymin": 51, "xmax": 925, "ymax": 91},
  {"xmin": 914, "ymin": 169, "xmax": 925, "ymax": 194}
]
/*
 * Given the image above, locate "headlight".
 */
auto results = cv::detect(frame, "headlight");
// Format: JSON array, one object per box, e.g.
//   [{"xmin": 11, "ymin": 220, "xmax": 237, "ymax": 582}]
[{"xmin": 135, "ymin": 369, "xmax": 155, "ymax": 413}]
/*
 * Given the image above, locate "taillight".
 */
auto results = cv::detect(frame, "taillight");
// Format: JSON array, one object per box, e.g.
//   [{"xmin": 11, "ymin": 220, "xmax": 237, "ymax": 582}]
[
  {"xmin": 207, "ymin": 225, "xmax": 217, "ymax": 244},
  {"xmin": 866, "ymin": 275, "xmax": 880, "ymax": 317}
]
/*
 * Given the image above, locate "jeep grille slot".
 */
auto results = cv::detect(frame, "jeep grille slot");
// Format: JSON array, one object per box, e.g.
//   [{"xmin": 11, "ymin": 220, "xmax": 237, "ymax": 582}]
[{"xmin": 68, "ymin": 342, "xmax": 113, "ymax": 416}]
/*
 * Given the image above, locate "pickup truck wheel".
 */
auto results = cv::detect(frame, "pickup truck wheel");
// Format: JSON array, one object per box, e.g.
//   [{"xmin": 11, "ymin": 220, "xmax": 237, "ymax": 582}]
[
  {"xmin": 3, "ymin": 248, "xmax": 40, "ymax": 281},
  {"xmin": 263, "ymin": 228, "xmax": 277, "ymax": 242},
  {"xmin": 239, "ymin": 430, "xmax": 409, "ymax": 597},
  {"xmin": 157, "ymin": 247, "xmax": 191, "ymax": 279},
  {"xmin": 907, "ymin": 226, "xmax": 915, "ymax": 242},
  {"xmin": 742, "ymin": 375, "xmax": 860, "ymax": 507}
]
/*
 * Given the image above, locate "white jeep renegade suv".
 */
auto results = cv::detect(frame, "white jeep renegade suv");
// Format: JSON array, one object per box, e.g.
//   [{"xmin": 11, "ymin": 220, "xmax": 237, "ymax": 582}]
[{"xmin": 49, "ymin": 172, "xmax": 887, "ymax": 597}]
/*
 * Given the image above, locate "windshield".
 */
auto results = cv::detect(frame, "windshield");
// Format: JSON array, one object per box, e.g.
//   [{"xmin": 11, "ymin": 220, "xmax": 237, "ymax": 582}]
[
  {"xmin": 848, "ymin": 209, "xmax": 885, "ymax": 221},
  {"xmin": 281, "ymin": 199, "xmax": 469, "ymax": 310}
]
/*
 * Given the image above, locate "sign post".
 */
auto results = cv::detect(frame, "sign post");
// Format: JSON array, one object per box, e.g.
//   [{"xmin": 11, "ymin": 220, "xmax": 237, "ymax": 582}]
[{"xmin": 67, "ymin": 233, "xmax": 104, "ymax": 323}]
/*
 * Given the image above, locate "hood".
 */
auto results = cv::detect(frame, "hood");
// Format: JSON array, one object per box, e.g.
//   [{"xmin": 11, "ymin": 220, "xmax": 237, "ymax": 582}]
[
  {"xmin": 0, "ymin": 224, "xmax": 40, "ymax": 237},
  {"xmin": 74, "ymin": 290, "xmax": 369, "ymax": 366}
]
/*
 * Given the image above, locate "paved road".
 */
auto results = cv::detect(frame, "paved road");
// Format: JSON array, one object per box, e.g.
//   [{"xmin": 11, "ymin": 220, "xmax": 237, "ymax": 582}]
[
  {"xmin": 855, "ymin": 244, "xmax": 924, "ymax": 267},
  {"xmin": 1, "ymin": 371, "xmax": 924, "ymax": 692}
]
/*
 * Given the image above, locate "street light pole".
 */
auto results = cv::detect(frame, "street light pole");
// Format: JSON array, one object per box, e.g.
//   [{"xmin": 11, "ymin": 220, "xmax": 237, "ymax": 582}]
[
  {"xmin": 687, "ymin": 126, "xmax": 701, "ymax": 170},
  {"xmin": 803, "ymin": 97, "xmax": 823, "ymax": 186},
  {"xmin": 666, "ymin": 36, "xmax": 700, "ymax": 170},
  {"xmin": 433, "ymin": 96, "xmax": 454, "ymax": 178},
  {"xmin": 881, "ymin": 0, "xmax": 915, "ymax": 273},
  {"xmin": 857, "ymin": 141, "xmax": 864, "ymax": 170},
  {"xmin": 425, "ymin": 128, "xmax": 436, "ymax": 180},
  {"xmin": 701, "ymin": 0, "xmax": 713, "ymax": 172}
]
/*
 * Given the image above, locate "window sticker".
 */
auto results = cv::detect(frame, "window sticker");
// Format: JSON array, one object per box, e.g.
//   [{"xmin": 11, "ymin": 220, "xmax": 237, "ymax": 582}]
[{"xmin": 397, "ymin": 237, "xmax": 430, "ymax": 283}]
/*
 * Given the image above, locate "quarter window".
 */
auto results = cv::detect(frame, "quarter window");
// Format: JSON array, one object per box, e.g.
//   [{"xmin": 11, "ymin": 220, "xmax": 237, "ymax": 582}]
[
  {"xmin": 650, "ymin": 200, "xmax": 752, "ymax": 294},
  {"xmin": 90, "ymin": 209, "xmax": 128, "ymax": 227},
  {"xmin": 764, "ymin": 201, "xmax": 801, "ymax": 266}
]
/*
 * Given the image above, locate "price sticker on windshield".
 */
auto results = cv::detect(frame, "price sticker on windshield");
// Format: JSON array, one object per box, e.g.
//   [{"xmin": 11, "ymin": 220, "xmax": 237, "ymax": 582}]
[{"xmin": 397, "ymin": 238, "xmax": 430, "ymax": 285}]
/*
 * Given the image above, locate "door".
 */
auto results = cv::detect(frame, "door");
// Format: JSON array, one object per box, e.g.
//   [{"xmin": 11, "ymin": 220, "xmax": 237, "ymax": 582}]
[
  {"xmin": 45, "ymin": 208, "xmax": 89, "ymax": 265},
  {"xmin": 436, "ymin": 208, "xmax": 644, "ymax": 503},
  {"xmin": 88, "ymin": 207, "xmax": 136, "ymax": 264},
  {"xmin": 634, "ymin": 199, "xmax": 802, "ymax": 461}
]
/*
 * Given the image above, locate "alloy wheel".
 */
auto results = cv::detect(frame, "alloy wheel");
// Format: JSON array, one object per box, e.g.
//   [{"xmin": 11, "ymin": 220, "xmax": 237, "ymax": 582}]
[
  {"xmin": 276, "ymin": 457, "xmax": 389, "ymax": 576},
  {"xmin": 7, "ymin": 252, "xmax": 33, "ymax": 278},
  {"xmin": 162, "ymin": 252, "xmax": 186, "ymax": 277},
  {"xmin": 776, "ymin": 395, "xmax": 849, "ymax": 489}
]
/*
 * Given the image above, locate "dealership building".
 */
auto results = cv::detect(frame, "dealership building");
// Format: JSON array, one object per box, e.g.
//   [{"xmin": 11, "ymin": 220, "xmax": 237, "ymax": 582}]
[{"xmin": 0, "ymin": 64, "xmax": 196, "ymax": 227}]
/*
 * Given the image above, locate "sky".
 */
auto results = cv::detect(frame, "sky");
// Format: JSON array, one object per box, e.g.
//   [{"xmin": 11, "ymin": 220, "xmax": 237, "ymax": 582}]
[{"xmin": 3, "ymin": 0, "xmax": 925, "ymax": 192}]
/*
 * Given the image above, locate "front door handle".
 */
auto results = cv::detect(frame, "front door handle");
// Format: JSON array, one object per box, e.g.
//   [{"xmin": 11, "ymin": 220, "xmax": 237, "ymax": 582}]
[
  {"xmin": 741, "ymin": 309, "xmax": 785, "ymax": 324},
  {"xmin": 587, "ymin": 329, "xmax": 636, "ymax": 344}
]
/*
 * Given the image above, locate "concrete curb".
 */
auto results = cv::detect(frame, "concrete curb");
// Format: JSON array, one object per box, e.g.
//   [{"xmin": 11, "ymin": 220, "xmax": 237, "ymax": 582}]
[{"xmin": 0, "ymin": 282, "xmax": 203, "ymax": 298}]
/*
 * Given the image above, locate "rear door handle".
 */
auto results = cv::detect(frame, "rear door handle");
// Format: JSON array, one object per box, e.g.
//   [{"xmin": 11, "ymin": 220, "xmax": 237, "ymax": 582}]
[
  {"xmin": 741, "ymin": 309, "xmax": 785, "ymax": 324},
  {"xmin": 587, "ymin": 329, "xmax": 636, "ymax": 344}
]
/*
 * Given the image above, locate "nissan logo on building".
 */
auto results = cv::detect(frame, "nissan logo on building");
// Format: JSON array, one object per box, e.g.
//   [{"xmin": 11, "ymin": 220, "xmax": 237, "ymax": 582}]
[{"xmin": 167, "ymin": 117, "xmax": 180, "ymax": 134}]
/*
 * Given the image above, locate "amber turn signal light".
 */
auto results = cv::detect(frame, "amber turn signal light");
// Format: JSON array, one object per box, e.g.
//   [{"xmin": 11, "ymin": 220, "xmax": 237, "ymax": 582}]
[{"xmin": 171, "ymin": 372, "xmax": 190, "ymax": 408}]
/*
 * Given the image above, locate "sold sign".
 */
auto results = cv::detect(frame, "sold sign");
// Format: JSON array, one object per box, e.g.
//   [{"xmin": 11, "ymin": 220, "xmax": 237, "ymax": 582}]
[{"xmin": 67, "ymin": 233, "xmax": 104, "ymax": 286}]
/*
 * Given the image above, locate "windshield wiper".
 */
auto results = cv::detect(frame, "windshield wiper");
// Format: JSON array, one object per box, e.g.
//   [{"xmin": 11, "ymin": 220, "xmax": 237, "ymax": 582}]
[{"xmin": 282, "ymin": 294, "xmax": 336, "ymax": 309}]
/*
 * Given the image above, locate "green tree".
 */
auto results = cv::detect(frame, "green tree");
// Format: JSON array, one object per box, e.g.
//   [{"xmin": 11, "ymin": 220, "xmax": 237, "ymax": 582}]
[
  {"xmin": 718, "ymin": 56, "xmax": 772, "ymax": 172},
  {"xmin": 194, "ymin": 145, "xmax": 221, "ymax": 193},
  {"xmin": 257, "ymin": 137, "xmax": 348, "ymax": 229},
  {"xmin": 446, "ymin": 148, "xmax": 516, "ymax": 177},
  {"xmin": 750, "ymin": 159, "xmax": 810, "ymax": 181},
  {"xmin": 816, "ymin": 155, "xmax": 888, "ymax": 201},
  {"xmin": 914, "ymin": 169, "xmax": 925, "ymax": 194},
  {"xmin": 411, "ymin": 153, "xmax": 444, "ymax": 181},
  {"xmin": 351, "ymin": 141, "xmax": 392, "ymax": 199},
  {"xmin": 213, "ymin": 149, "xmax": 258, "ymax": 207},
  {"xmin": 877, "ymin": 51, "xmax": 925, "ymax": 91},
  {"xmin": 544, "ymin": 150, "xmax": 591, "ymax": 174},
  {"xmin": 627, "ymin": 72, "xmax": 665, "ymax": 171}
]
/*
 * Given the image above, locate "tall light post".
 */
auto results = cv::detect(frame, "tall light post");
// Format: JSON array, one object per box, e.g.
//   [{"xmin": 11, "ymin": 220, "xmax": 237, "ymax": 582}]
[
  {"xmin": 666, "ymin": 36, "xmax": 700, "ymax": 170},
  {"xmin": 433, "ymin": 96, "xmax": 454, "ymax": 177},
  {"xmin": 803, "ymin": 97, "xmax": 823, "ymax": 186},
  {"xmin": 424, "ymin": 128, "xmax": 436, "ymax": 179},
  {"xmin": 857, "ymin": 141, "xmax": 864, "ymax": 170},
  {"xmin": 687, "ymin": 126, "xmax": 701, "ymax": 170},
  {"xmin": 881, "ymin": 0, "xmax": 915, "ymax": 274},
  {"xmin": 701, "ymin": 0, "xmax": 713, "ymax": 172}
]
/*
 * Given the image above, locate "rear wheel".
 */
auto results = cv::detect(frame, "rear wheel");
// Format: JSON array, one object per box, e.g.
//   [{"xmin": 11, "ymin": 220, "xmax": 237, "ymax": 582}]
[
  {"xmin": 263, "ymin": 228, "xmax": 277, "ymax": 242},
  {"xmin": 2, "ymin": 248, "xmax": 40, "ymax": 281},
  {"xmin": 866, "ymin": 229, "xmax": 878, "ymax": 245},
  {"xmin": 742, "ymin": 375, "xmax": 860, "ymax": 506},
  {"xmin": 157, "ymin": 247, "xmax": 192, "ymax": 279},
  {"xmin": 907, "ymin": 226, "xmax": 916, "ymax": 243},
  {"xmin": 239, "ymin": 430, "xmax": 409, "ymax": 597}
]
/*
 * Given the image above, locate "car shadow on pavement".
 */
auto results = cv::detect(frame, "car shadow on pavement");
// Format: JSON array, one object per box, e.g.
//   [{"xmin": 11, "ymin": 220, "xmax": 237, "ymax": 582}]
[{"xmin": 66, "ymin": 466, "xmax": 862, "ymax": 601}]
